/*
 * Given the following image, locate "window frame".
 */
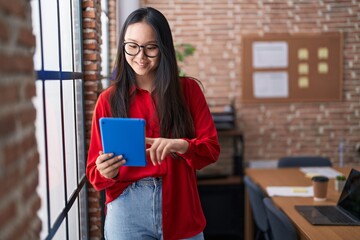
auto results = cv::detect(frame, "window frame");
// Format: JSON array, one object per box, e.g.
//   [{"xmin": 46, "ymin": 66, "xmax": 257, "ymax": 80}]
[{"xmin": 31, "ymin": 0, "xmax": 88, "ymax": 239}]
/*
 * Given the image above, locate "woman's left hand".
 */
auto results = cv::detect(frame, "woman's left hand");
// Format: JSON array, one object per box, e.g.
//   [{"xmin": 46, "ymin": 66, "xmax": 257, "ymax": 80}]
[{"xmin": 146, "ymin": 137, "xmax": 189, "ymax": 165}]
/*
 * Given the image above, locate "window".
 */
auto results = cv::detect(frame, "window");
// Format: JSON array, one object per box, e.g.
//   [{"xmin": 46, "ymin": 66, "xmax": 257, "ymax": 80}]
[
  {"xmin": 101, "ymin": 0, "xmax": 110, "ymax": 89},
  {"xmin": 31, "ymin": 0, "xmax": 88, "ymax": 239}
]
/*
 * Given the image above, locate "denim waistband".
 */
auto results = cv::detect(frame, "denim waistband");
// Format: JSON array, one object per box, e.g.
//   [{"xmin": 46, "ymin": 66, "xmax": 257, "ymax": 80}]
[{"xmin": 132, "ymin": 177, "xmax": 162, "ymax": 187}]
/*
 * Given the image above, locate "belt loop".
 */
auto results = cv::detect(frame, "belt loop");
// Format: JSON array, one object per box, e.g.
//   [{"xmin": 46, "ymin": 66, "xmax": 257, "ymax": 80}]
[{"xmin": 154, "ymin": 177, "xmax": 161, "ymax": 186}]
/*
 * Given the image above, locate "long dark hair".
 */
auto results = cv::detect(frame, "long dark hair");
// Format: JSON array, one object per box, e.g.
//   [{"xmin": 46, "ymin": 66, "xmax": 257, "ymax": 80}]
[{"xmin": 110, "ymin": 7, "xmax": 195, "ymax": 139}]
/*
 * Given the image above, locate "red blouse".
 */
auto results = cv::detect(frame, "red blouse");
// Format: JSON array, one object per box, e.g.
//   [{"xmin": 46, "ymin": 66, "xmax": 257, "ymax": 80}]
[{"xmin": 86, "ymin": 77, "xmax": 220, "ymax": 240}]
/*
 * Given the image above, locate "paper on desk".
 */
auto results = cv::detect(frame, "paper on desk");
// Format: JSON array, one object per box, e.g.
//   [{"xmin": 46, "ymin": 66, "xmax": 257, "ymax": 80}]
[
  {"xmin": 299, "ymin": 167, "xmax": 343, "ymax": 179},
  {"xmin": 266, "ymin": 186, "xmax": 313, "ymax": 197}
]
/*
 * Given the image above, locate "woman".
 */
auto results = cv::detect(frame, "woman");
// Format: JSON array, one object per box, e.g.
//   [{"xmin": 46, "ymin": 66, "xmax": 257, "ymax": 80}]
[{"xmin": 86, "ymin": 7, "xmax": 220, "ymax": 240}]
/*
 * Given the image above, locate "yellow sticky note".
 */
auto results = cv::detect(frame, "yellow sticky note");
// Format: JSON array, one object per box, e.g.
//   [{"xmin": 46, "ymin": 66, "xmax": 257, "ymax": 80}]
[
  {"xmin": 298, "ymin": 63, "xmax": 309, "ymax": 74},
  {"xmin": 318, "ymin": 47, "xmax": 328, "ymax": 59},
  {"xmin": 292, "ymin": 187, "xmax": 308, "ymax": 193},
  {"xmin": 298, "ymin": 48, "xmax": 309, "ymax": 60},
  {"xmin": 318, "ymin": 62, "xmax": 328, "ymax": 74},
  {"xmin": 298, "ymin": 76, "xmax": 309, "ymax": 88}
]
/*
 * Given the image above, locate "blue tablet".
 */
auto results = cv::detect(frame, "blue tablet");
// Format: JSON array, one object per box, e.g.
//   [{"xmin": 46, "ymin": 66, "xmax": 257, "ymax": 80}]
[{"xmin": 99, "ymin": 118, "xmax": 147, "ymax": 167}]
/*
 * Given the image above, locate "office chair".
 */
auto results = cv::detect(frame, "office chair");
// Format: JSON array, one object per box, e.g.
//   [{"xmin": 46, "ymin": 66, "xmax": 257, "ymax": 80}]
[
  {"xmin": 263, "ymin": 197, "xmax": 298, "ymax": 240},
  {"xmin": 244, "ymin": 176, "xmax": 271, "ymax": 240},
  {"xmin": 277, "ymin": 156, "xmax": 332, "ymax": 168}
]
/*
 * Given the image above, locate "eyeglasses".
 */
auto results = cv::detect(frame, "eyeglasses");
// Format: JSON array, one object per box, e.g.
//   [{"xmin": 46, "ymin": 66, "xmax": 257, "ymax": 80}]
[{"xmin": 123, "ymin": 42, "xmax": 159, "ymax": 58}]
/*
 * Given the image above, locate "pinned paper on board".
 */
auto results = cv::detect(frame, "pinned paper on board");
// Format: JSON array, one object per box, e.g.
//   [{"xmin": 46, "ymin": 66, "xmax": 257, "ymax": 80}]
[
  {"xmin": 253, "ymin": 71, "xmax": 289, "ymax": 98},
  {"xmin": 318, "ymin": 47, "xmax": 329, "ymax": 59},
  {"xmin": 298, "ymin": 76, "xmax": 309, "ymax": 88},
  {"xmin": 318, "ymin": 62, "xmax": 329, "ymax": 74},
  {"xmin": 298, "ymin": 63, "xmax": 309, "ymax": 74},
  {"xmin": 252, "ymin": 41, "xmax": 288, "ymax": 68},
  {"xmin": 298, "ymin": 48, "xmax": 309, "ymax": 60}
]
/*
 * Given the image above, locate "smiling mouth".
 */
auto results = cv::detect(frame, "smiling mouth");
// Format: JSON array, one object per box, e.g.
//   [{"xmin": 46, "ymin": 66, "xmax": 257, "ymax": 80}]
[{"xmin": 138, "ymin": 62, "xmax": 147, "ymax": 67}]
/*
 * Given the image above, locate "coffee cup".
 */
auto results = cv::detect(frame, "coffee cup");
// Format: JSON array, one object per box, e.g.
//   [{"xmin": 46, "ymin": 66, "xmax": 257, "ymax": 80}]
[{"xmin": 312, "ymin": 176, "xmax": 329, "ymax": 201}]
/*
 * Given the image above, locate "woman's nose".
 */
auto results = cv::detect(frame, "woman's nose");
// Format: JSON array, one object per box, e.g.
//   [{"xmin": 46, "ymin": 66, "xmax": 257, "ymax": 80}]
[{"xmin": 137, "ymin": 47, "xmax": 147, "ymax": 59}]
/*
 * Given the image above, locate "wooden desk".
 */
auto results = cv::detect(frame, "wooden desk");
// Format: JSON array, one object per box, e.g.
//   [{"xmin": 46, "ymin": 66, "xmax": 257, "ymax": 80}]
[{"xmin": 245, "ymin": 167, "xmax": 360, "ymax": 240}]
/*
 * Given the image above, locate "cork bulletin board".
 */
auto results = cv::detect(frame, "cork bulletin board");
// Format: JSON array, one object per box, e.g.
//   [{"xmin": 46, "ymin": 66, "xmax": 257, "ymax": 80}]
[{"xmin": 241, "ymin": 32, "xmax": 343, "ymax": 103}]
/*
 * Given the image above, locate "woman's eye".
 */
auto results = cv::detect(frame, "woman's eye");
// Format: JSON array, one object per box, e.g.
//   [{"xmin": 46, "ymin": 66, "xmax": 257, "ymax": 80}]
[{"xmin": 146, "ymin": 45, "xmax": 157, "ymax": 50}]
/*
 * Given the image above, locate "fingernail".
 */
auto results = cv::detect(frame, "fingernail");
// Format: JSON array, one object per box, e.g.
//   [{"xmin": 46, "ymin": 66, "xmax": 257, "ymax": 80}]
[{"xmin": 109, "ymin": 153, "xmax": 113, "ymax": 157}]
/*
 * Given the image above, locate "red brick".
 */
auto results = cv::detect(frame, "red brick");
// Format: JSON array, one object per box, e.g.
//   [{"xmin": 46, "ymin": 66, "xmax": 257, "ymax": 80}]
[
  {"xmin": 24, "ymin": 81, "xmax": 36, "ymax": 99},
  {"xmin": 0, "ymin": 166, "xmax": 21, "ymax": 200},
  {"xmin": 83, "ymin": 21, "xmax": 96, "ymax": 29},
  {"xmin": 17, "ymin": 26, "xmax": 36, "ymax": 48},
  {"xmin": 26, "ymin": 211, "xmax": 42, "ymax": 239},
  {"xmin": 0, "ymin": 113, "xmax": 16, "ymax": 140},
  {"xmin": 30, "ymin": 196, "xmax": 41, "ymax": 220},
  {"xmin": 83, "ymin": 10, "xmax": 96, "ymax": 19},
  {"xmin": 5, "ymin": 213, "xmax": 31, "ymax": 240},
  {"xmin": 83, "ymin": 31, "xmax": 97, "ymax": 39},
  {"xmin": 85, "ymin": 103, "xmax": 96, "ymax": 111},
  {"xmin": 0, "ymin": 53, "xmax": 34, "ymax": 73},
  {"xmin": 24, "ymin": 152, "xmax": 39, "ymax": 176},
  {"xmin": 83, "ymin": 42, "xmax": 99, "ymax": 50},
  {"xmin": 84, "ymin": 63, "xmax": 100, "ymax": 71},
  {"xmin": 82, "ymin": 1, "xmax": 95, "ymax": 8},
  {"xmin": 0, "ymin": 83, "xmax": 20, "ymax": 104},
  {"xmin": 0, "ymin": 19, "xmax": 8, "ymax": 42},
  {"xmin": 84, "ymin": 83, "xmax": 99, "ymax": 92},
  {"xmin": 3, "ymin": 140, "xmax": 22, "ymax": 166},
  {"xmin": 0, "ymin": 0, "xmax": 26, "ymax": 18},
  {"xmin": 22, "ymin": 173, "xmax": 39, "ymax": 201},
  {"xmin": 20, "ymin": 107, "xmax": 37, "ymax": 127},
  {"xmin": 17, "ymin": 134, "xmax": 37, "ymax": 158},
  {"xmin": 0, "ymin": 201, "xmax": 16, "ymax": 229},
  {"xmin": 84, "ymin": 92, "xmax": 98, "ymax": 101},
  {"xmin": 84, "ymin": 53, "xmax": 99, "ymax": 61},
  {"xmin": 84, "ymin": 73, "xmax": 101, "ymax": 81}
]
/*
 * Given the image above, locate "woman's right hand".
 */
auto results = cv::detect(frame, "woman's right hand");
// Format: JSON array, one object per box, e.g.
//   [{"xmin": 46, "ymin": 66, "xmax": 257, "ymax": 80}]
[{"xmin": 96, "ymin": 151, "xmax": 126, "ymax": 179}]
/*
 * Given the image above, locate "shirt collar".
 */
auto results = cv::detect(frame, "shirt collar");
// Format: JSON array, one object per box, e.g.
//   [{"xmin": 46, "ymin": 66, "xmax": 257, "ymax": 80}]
[{"xmin": 129, "ymin": 84, "xmax": 152, "ymax": 95}]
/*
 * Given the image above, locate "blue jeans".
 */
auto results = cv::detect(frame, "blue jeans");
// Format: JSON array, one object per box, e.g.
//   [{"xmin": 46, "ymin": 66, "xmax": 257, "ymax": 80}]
[{"xmin": 104, "ymin": 177, "xmax": 204, "ymax": 240}]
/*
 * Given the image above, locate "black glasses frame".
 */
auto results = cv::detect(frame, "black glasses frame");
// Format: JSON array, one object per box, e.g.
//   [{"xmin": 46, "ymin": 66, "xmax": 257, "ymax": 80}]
[{"xmin": 123, "ymin": 42, "xmax": 159, "ymax": 58}]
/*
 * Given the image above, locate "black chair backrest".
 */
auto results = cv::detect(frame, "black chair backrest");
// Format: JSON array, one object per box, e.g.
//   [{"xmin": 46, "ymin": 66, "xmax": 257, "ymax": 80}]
[
  {"xmin": 277, "ymin": 156, "xmax": 332, "ymax": 168},
  {"xmin": 263, "ymin": 197, "xmax": 298, "ymax": 240},
  {"xmin": 244, "ymin": 176, "xmax": 269, "ymax": 234}
]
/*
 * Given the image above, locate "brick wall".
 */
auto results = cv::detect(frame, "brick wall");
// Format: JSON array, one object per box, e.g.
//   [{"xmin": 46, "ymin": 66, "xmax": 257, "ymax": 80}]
[
  {"xmin": 82, "ymin": 0, "xmax": 103, "ymax": 239},
  {"xmin": 139, "ymin": 0, "xmax": 360, "ymax": 173},
  {"xmin": 0, "ymin": 1, "xmax": 41, "ymax": 239}
]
